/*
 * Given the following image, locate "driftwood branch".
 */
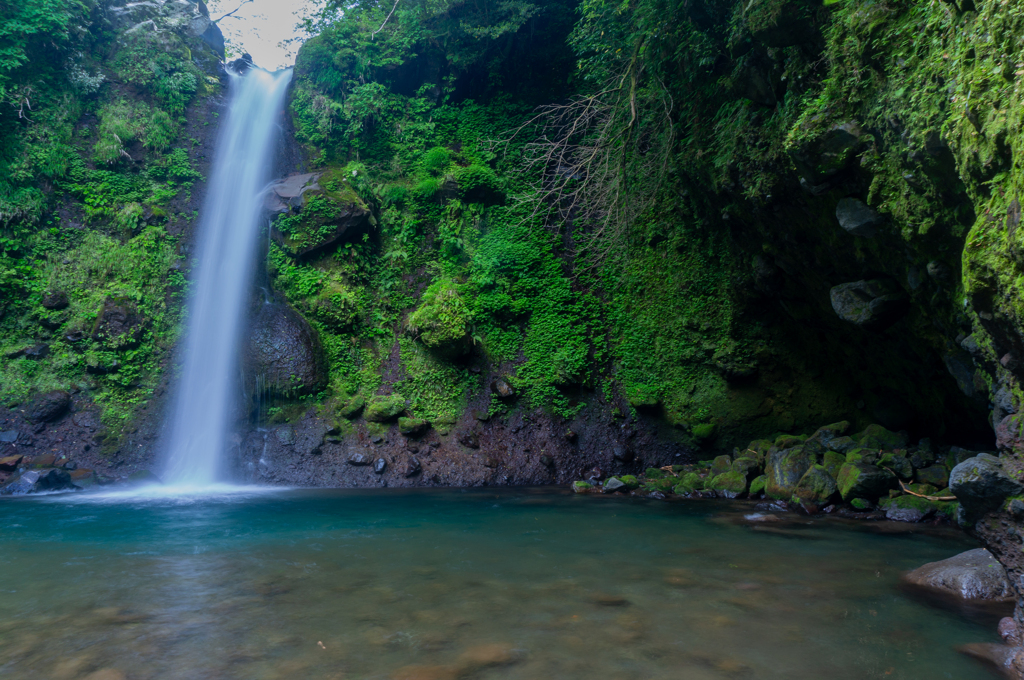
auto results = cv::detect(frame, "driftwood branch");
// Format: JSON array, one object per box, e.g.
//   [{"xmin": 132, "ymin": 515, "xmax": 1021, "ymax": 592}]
[{"xmin": 882, "ymin": 466, "xmax": 957, "ymax": 501}]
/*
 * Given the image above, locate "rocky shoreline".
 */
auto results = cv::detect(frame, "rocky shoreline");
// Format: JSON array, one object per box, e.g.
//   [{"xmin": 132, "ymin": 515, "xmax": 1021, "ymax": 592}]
[{"xmin": 571, "ymin": 420, "xmax": 984, "ymax": 525}]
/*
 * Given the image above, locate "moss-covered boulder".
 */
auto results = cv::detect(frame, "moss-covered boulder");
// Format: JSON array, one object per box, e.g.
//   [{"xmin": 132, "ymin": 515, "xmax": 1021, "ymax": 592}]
[
  {"xmin": 849, "ymin": 498, "xmax": 874, "ymax": 511},
  {"xmin": 673, "ymin": 472, "xmax": 703, "ymax": 494},
  {"xmin": 878, "ymin": 451, "xmax": 912, "ymax": 480},
  {"xmin": 855, "ymin": 424, "xmax": 907, "ymax": 450},
  {"xmin": 365, "ymin": 395, "xmax": 407, "ymax": 422},
  {"xmin": 619, "ymin": 474, "xmax": 640, "ymax": 490},
  {"xmin": 398, "ymin": 417, "xmax": 429, "ymax": 436},
  {"xmin": 744, "ymin": 439, "xmax": 773, "ymax": 463},
  {"xmin": 710, "ymin": 454, "xmax": 733, "ymax": 475},
  {"xmin": 916, "ymin": 465, "xmax": 949, "ymax": 488},
  {"xmin": 793, "ymin": 464, "xmax": 837, "ymax": 504},
  {"xmin": 826, "ymin": 436, "xmax": 858, "ymax": 453},
  {"xmin": 822, "ymin": 451, "xmax": 846, "ymax": 478},
  {"xmin": 645, "ymin": 467, "xmax": 666, "ymax": 479},
  {"xmin": 645, "ymin": 478, "xmax": 675, "ymax": 493},
  {"xmin": 765, "ymin": 446, "xmax": 813, "ymax": 500},
  {"xmin": 406, "ymin": 278, "xmax": 472, "ymax": 356},
  {"xmin": 836, "ymin": 461, "xmax": 894, "ymax": 501},
  {"xmin": 572, "ymin": 481, "xmax": 593, "ymax": 494},
  {"xmin": 731, "ymin": 456, "xmax": 761, "ymax": 480},
  {"xmin": 880, "ymin": 495, "xmax": 956, "ymax": 522},
  {"xmin": 268, "ymin": 168, "xmax": 373, "ymax": 258},
  {"xmin": 306, "ymin": 279, "xmax": 361, "ymax": 330},
  {"xmin": 709, "ymin": 470, "xmax": 747, "ymax": 497},
  {"xmin": 338, "ymin": 393, "xmax": 365, "ymax": 419},
  {"xmin": 774, "ymin": 434, "xmax": 806, "ymax": 449},
  {"xmin": 846, "ymin": 448, "xmax": 879, "ymax": 465},
  {"xmin": 808, "ymin": 421, "xmax": 850, "ymax": 446},
  {"xmin": 691, "ymin": 422, "xmax": 716, "ymax": 442}
]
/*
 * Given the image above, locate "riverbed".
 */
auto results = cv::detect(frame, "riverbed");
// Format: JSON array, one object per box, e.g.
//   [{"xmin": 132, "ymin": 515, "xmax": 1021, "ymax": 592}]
[{"xmin": 0, "ymin": 488, "xmax": 1001, "ymax": 679}]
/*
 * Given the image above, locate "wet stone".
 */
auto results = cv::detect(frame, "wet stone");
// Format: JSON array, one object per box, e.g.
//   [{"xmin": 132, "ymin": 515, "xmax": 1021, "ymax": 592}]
[
  {"xmin": 348, "ymin": 452, "xmax": 371, "ymax": 466},
  {"xmin": 405, "ymin": 456, "xmax": 421, "ymax": 477},
  {"xmin": 602, "ymin": 477, "xmax": 626, "ymax": 493},
  {"xmin": 374, "ymin": 458, "xmax": 388, "ymax": 474},
  {"xmin": 902, "ymin": 549, "xmax": 1014, "ymax": 602}
]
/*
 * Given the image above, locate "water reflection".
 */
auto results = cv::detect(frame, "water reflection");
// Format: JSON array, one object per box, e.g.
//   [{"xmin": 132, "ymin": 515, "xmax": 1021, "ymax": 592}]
[{"xmin": 0, "ymin": 489, "xmax": 1001, "ymax": 679}]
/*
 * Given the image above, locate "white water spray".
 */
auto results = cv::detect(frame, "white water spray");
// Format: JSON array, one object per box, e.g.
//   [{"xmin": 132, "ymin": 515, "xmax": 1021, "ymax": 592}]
[{"xmin": 162, "ymin": 68, "xmax": 292, "ymax": 486}]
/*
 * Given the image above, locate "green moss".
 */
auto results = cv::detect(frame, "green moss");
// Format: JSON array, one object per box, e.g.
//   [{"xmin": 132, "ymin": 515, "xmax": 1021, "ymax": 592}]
[
  {"xmin": 338, "ymin": 393, "xmax": 366, "ymax": 418},
  {"xmin": 645, "ymin": 467, "xmax": 666, "ymax": 479},
  {"xmin": 398, "ymin": 416, "xmax": 429, "ymax": 435},
  {"xmin": 422, "ymin": 146, "xmax": 452, "ymax": 175},
  {"xmin": 364, "ymin": 394, "xmax": 406, "ymax": 422},
  {"xmin": 572, "ymin": 481, "xmax": 593, "ymax": 493},
  {"xmin": 407, "ymin": 278, "xmax": 471, "ymax": 354},
  {"xmin": 749, "ymin": 475, "xmax": 767, "ymax": 496},
  {"xmin": 793, "ymin": 464, "xmax": 838, "ymax": 504},
  {"xmin": 619, "ymin": 474, "xmax": 640, "ymax": 489},
  {"xmin": 709, "ymin": 470, "xmax": 747, "ymax": 495},
  {"xmin": 692, "ymin": 422, "xmax": 717, "ymax": 441}
]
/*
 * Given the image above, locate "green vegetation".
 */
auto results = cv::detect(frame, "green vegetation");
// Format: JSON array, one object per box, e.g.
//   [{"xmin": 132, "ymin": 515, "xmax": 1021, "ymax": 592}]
[{"xmin": 0, "ymin": 1, "xmax": 221, "ymax": 442}]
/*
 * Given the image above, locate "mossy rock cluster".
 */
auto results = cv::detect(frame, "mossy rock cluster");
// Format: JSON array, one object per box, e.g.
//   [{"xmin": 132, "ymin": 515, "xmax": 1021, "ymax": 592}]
[{"xmin": 574, "ymin": 420, "xmax": 971, "ymax": 522}]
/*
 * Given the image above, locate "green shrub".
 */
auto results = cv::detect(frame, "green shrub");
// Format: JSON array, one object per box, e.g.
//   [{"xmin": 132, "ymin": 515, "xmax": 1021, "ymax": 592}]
[
  {"xmin": 384, "ymin": 184, "xmax": 409, "ymax": 205},
  {"xmin": 94, "ymin": 100, "xmax": 148, "ymax": 164},
  {"xmin": 412, "ymin": 177, "xmax": 441, "ymax": 203},
  {"xmin": 145, "ymin": 109, "xmax": 177, "ymax": 151},
  {"xmin": 407, "ymin": 278, "xmax": 471, "ymax": 354},
  {"xmin": 455, "ymin": 164, "xmax": 501, "ymax": 197},
  {"xmin": 422, "ymin": 146, "xmax": 451, "ymax": 175}
]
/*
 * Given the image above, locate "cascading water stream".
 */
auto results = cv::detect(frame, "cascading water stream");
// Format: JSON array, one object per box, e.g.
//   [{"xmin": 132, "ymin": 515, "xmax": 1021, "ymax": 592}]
[{"xmin": 162, "ymin": 68, "xmax": 292, "ymax": 487}]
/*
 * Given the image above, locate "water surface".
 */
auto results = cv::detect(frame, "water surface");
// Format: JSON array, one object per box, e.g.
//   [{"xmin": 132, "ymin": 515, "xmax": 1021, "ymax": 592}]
[{"xmin": 0, "ymin": 488, "xmax": 1001, "ymax": 679}]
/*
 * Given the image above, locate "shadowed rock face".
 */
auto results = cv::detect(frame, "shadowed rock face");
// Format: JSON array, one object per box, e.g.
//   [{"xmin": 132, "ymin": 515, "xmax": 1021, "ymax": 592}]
[{"xmin": 244, "ymin": 303, "xmax": 327, "ymax": 397}]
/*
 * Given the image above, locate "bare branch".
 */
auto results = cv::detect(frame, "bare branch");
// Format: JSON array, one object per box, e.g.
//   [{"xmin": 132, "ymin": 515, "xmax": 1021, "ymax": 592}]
[
  {"xmin": 372, "ymin": 0, "xmax": 401, "ymax": 39},
  {"xmin": 213, "ymin": 0, "xmax": 254, "ymax": 24}
]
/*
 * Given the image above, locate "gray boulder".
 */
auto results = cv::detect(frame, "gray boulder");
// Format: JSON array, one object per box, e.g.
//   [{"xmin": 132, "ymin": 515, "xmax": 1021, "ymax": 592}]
[
  {"xmin": 829, "ymin": 279, "xmax": 909, "ymax": 330},
  {"xmin": 950, "ymin": 453, "xmax": 1024, "ymax": 520},
  {"xmin": 836, "ymin": 198, "xmax": 883, "ymax": 237},
  {"xmin": 902, "ymin": 548, "xmax": 1013, "ymax": 602},
  {"xmin": 244, "ymin": 303, "xmax": 327, "ymax": 397}
]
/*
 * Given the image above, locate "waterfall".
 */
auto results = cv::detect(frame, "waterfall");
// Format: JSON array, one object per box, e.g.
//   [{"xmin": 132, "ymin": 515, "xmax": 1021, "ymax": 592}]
[{"xmin": 162, "ymin": 68, "xmax": 292, "ymax": 486}]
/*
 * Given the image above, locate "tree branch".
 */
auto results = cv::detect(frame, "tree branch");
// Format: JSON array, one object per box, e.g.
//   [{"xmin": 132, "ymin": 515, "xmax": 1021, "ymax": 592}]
[
  {"xmin": 214, "ymin": 0, "xmax": 254, "ymax": 24},
  {"xmin": 371, "ymin": 0, "xmax": 401, "ymax": 39}
]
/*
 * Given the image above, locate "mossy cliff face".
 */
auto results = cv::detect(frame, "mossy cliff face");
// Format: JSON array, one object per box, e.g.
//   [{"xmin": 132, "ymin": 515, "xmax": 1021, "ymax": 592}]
[
  {"xmin": 0, "ymin": 0, "xmax": 225, "ymax": 470},
  {"xmin": 257, "ymin": 0, "xmax": 1002, "ymax": 477}
]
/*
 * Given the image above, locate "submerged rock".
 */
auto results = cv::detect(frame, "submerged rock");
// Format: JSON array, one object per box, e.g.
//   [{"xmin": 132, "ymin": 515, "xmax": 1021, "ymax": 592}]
[{"xmin": 902, "ymin": 549, "xmax": 1014, "ymax": 602}]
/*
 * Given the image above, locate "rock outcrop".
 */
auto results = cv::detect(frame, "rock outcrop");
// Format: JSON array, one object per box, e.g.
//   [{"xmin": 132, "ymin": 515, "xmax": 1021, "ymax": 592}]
[{"xmin": 244, "ymin": 303, "xmax": 327, "ymax": 397}]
